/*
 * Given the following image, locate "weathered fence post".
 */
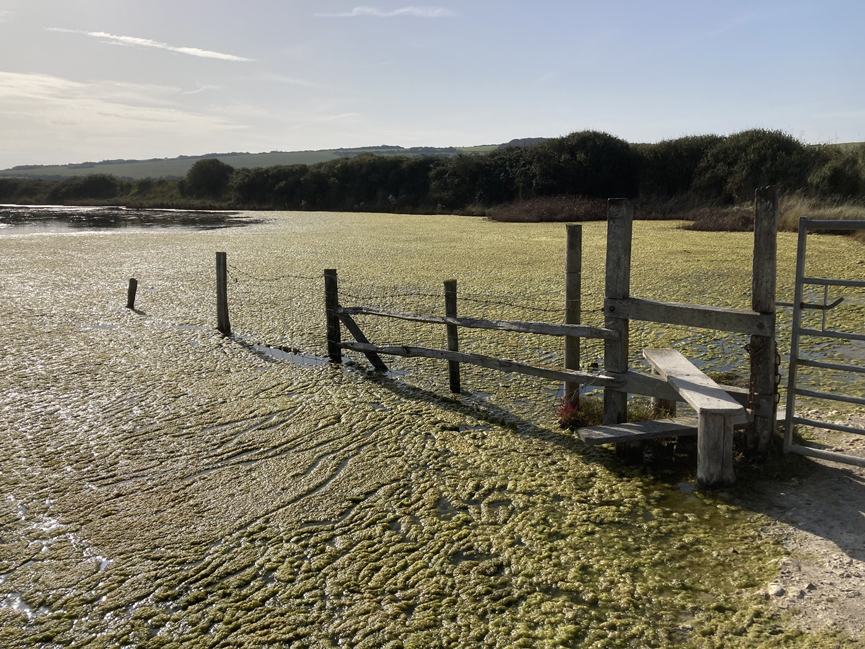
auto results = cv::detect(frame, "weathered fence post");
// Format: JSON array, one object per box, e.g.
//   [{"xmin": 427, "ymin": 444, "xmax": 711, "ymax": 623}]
[
  {"xmin": 324, "ymin": 269, "xmax": 342, "ymax": 364},
  {"xmin": 126, "ymin": 278, "xmax": 138, "ymax": 310},
  {"xmin": 652, "ymin": 367, "xmax": 677, "ymax": 418},
  {"xmin": 564, "ymin": 224, "xmax": 582, "ymax": 405},
  {"xmin": 603, "ymin": 199, "xmax": 637, "ymax": 458},
  {"xmin": 748, "ymin": 186, "xmax": 778, "ymax": 459},
  {"xmin": 216, "ymin": 252, "xmax": 231, "ymax": 336},
  {"xmin": 699, "ymin": 414, "xmax": 736, "ymax": 488},
  {"xmin": 445, "ymin": 279, "xmax": 461, "ymax": 393}
]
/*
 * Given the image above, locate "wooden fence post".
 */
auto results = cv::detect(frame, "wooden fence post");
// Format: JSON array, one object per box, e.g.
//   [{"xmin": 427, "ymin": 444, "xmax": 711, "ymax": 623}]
[
  {"xmin": 324, "ymin": 269, "xmax": 342, "ymax": 364},
  {"xmin": 748, "ymin": 186, "xmax": 778, "ymax": 459},
  {"xmin": 652, "ymin": 366, "xmax": 677, "ymax": 418},
  {"xmin": 564, "ymin": 224, "xmax": 582, "ymax": 405},
  {"xmin": 126, "ymin": 278, "xmax": 138, "ymax": 310},
  {"xmin": 445, "ymin": 279, "xmax": 461, "ymax": 393},
  {"xmin": 603, "ymin": 199, "xmax": 636, "ymax": 458},
  {"xmin": 216, "ymin": 252, "xmax": 231, "ymax": 336},
  {"xmin": 699, "ymin": 414, "xmax": 736, "ymax": 488}
]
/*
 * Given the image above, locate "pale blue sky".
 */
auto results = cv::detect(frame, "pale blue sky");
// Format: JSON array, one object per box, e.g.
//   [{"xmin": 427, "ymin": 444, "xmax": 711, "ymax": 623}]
[{"xmin": 0, "ymin": 0, "xmax": 863, "ymax": 167}]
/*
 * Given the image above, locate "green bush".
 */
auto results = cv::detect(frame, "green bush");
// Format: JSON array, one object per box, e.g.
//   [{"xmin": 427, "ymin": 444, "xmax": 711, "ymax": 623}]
[
  {"xmin": 48, "ymin": 174, "xmax": 119, "ymax": 202},
  {"xmin": 185, "ymin": 158, "xmax": 235, "ymax": 198},
  {"xmin": 808, "ymin": 145, "xmax": 865, "ymax": 198},
  {"xmin": 530, "ymin": 130, "xmax": 639, "ymax": 198},
  {"xmin": 636, "ymin": 135, "xmax": 723, "ymax": 198},
  {"xmin": 692, "ymin": 129, "xmax": 818, "ymax": 203}
]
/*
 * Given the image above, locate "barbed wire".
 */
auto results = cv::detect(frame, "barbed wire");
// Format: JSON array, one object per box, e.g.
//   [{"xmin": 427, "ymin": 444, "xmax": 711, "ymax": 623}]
[
  {"xmin": 227, "ymin": 264, "xmax": 320, "ymax": 284},
  {"xmin": 456, "ymin": 295, "xmax": 566, "ymax": 314},
  {"xmin": 226, "ymin": 262, "xmax": 605, "ymax": 330}
]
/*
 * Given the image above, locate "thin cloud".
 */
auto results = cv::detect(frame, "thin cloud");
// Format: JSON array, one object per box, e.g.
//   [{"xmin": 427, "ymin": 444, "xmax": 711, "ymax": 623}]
[
  {"xmin": 0, "ymin": 71, "xmax": 246, "ymax": 166},
  {"xmin": 256, "ymin": 72, "xmax": 328, "ymax": 90},
  {"xmin": 182, "ymin": 85, "xmax": 221, "ymax": 96},
  {"xmin": 0, "ymin": 11, "xmax": 14, "ymax": 23},
  {"xmin": 46, "ymin": 28, "xmax": 252, "ymax": 62},
  {"xmin": 316, "ymin": 6, "xmax": 456, "ymax": 18}
]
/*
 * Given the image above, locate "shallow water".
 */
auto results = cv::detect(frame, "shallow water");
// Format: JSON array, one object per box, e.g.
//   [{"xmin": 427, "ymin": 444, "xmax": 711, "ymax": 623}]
[
  {"xmin": 0, "ymin": 204, "xmax": 259, "ymax": 234},
  {"xmin": 0, "ymin": 211, "xmax": 861, "ymax": 647}
]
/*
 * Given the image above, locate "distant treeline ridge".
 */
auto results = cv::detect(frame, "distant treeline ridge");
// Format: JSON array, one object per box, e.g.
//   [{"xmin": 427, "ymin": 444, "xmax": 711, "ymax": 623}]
[{"xmin": 2, "ymin": 129, "xmax": 863, "ymax": 213}]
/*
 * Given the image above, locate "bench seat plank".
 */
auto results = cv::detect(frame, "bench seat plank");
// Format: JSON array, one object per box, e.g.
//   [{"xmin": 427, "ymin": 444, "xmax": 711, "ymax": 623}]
[
  {"xmin": 643, "ymin": 348, "xmax": 745, "ymax": 416},
  {"xmin": 578, "ymin": 417, "xmax": 699, "ymax": 445},
  {"xmin": 577, "ymin": 410, "xmax": 755, "ymax": 446}
]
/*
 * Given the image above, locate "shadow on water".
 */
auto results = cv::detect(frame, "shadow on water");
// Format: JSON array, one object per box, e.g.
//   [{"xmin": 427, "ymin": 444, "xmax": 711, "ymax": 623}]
[
  {"xmin": 227, "ymin": 333, "xmax": 865, "ymax": 561},
  {"xmin": 0, "ymin": 205, "xmax": 262, "ymax": 232},
  {"xmin": 361, "ymin": 367, "xmax": 589, "ymax": 455},
  {"xmin": 230, "ymin": 335, "xmax": 329, "ymax": 368},
  {"xmin": 376, "ymin": 362, "xmax": 865, "ymax": 566}
]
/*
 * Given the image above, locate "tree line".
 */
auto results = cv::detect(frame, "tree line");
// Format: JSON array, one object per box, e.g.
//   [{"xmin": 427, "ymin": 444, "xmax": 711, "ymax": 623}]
[{"xmin": 2, "ymin": 129, "xmax": 863, "ymax": 213}]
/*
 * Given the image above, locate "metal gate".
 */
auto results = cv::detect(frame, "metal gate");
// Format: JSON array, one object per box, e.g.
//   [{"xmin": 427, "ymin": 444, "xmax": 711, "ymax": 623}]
[{"xmin": 783, "ymin": 217, "xmax": 865, "ymax": 467}]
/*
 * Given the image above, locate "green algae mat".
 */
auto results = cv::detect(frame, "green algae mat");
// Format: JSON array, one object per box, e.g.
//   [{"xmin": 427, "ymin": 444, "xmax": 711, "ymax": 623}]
[{"xmin": 1, "ymin": 213, "xmax": 862, "ymax": 648}]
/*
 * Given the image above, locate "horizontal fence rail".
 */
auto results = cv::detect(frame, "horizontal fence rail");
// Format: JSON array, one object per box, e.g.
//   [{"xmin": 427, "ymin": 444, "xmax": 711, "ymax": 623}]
[
  {"xmin": 787, "ymin": 444, "xmax": 865, "ymax": 468},
  {"xmin": 799, "ymin": 219, "xmax": 865, "ymax": 231},
  {"xmin": 803, "ymin": 277, "xmax": 865, "ymax": 289},
  {"xmin": 791, "ymin": 417, "xmax": 865, "ymax": 436},
  {"xmin": 796, "ymin": 359, "xmax": 865, "ymax": 374},
  {"xmin": 798, "ymin": 328, "xmax": 865, "ymax": 342},
  {"xmin": 337, "ymin": 306, "xmax": 619, "ymax": 339},
  {"xmin": 604, "ymin": 298, "xmax": 773, "ymax": 336},
  {"xmin": 794, "ymin": 388, "xmax": 865, "ymax": 408},
  {"xmin": 339, "ymin": 341, "xmax": 622, "ymax": 387}
]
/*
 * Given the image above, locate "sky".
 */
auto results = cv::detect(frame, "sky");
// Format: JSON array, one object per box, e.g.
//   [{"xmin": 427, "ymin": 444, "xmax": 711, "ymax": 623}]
[{"xmin": 0, "ymin": 0, "xmax": 863, "ymax": 168}]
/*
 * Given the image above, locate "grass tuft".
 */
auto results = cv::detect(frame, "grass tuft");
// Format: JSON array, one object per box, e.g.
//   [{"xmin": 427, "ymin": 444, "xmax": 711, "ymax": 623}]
[
  {"xmin": 680, "ymin": 206, "xmax": 755, "ymax": 232},
  {"xmin": 778, "ymin": 194, "xmax": 865, "ymax": 242},
  {"xmin": 556, "ymin": 396, "xmax": 670, "ymax": 430},
  {"xmin": 488, "ymin": 195, "xmax": 607, "ymax": 223}
]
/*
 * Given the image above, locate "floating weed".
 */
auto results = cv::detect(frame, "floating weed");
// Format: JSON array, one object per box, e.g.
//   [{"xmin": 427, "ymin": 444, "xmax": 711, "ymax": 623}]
[{"xmin": 1, "ymin": 213, "xmax": 862, "ymax": 647}]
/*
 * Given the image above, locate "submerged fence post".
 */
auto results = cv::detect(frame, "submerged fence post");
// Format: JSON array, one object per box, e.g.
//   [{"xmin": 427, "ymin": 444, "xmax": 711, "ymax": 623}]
[
  {"xmin": 564, "ymin": 224, "xmax": 582, "ymax": 405},
  {"xmin": 216, "ymin": 252, "xmax": 231, "ymax": 336},
  {"xmin": 603, "ymin": 199, "xmax": 637, "ymax": 458},
  {"xmin": 748, "ymin": 185, "xmax": 778, "ymax": 460},
  {"xmin": 325, "ymin": 269, "xmax": 342, "ymax": 364},
  {"xmin": 126, "ymin": 278, "xmax": 138, "ymax": 310},
  {"xmin": 445, "ymin": 279, "xmax": 461, "ymax": 393}
]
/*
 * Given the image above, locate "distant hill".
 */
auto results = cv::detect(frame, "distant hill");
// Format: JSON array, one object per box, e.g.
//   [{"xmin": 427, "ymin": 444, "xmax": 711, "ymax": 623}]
[
  {"xmin": 0, "ymin": 144, "xmax": 503, "ymax": 180},
  {"xmin": 500, "ymin": 138, "xmax": 550, "ymax": 148}
]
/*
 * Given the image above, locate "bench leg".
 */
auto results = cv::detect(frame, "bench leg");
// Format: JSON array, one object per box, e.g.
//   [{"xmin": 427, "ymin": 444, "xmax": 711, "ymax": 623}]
[{"xmin": 697, "ymin": 413, "xmax": 735, "ymax": 488}]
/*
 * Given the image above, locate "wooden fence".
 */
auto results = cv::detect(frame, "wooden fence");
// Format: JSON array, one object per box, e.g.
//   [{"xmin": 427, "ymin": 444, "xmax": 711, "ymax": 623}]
[{"xmin": 212, "ymin": 190, "xmax": 781, "ymax": 485}]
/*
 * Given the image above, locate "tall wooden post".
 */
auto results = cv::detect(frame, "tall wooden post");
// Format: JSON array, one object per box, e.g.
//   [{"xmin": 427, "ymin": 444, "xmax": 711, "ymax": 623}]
[
  {"xmin": 216, "ymin": 252, "xmax": 230, "ymax": 336},
  {"xmin": 748, "ymin": 186, "xmax": 778, "ymax": 459},
  {"xmin": 444, "ymin": 279, "xmax": 461, "ymax": 393},
  {"xmin": 126, "ymin": 278, "xmax": 138, "ymax": 310},
  {"xmin": 603, "ymin": 199, "xmax": 637, "ymax": 458},
  {"xmin": 324, "ymin": 269, "xmax": 342, "ymax": 364},
  {"xmin": 564, "ymin": 224, "xmax": 582, "ymax": 404}
]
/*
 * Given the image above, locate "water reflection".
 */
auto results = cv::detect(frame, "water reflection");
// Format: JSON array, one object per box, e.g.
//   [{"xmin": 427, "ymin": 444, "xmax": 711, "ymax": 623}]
[{"xmin": 0, "ymin": 204, "xmax": 261, "ymax": 233}]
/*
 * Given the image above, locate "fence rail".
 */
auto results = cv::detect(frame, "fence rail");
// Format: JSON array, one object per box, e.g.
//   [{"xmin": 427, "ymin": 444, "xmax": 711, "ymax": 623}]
[
  {"xmin": 339, "ymin": 341, "xmax": 620, "ymax": 387},
  {"xmin": 209, "ymin": 193, "xmax": 783, "ymax": 488},
  {"xmin": 336, "ymin": 306, "xmax": 618, "ymax": 339}
]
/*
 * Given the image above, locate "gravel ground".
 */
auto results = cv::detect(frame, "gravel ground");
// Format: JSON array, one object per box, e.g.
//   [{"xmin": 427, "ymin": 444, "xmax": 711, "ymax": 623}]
[{"xmin": 735, "ymin": 410, "xmax": 865, "ymax": 640}]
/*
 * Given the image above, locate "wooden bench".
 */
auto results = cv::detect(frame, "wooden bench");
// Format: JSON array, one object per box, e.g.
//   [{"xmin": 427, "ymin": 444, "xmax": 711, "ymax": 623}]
[
  {"xmin": 576, "ymin": 348, "xmax": 745, "ymax": 488},
  {"xmin": 578, "ymin": 412, "xmax": 751, "ymax": 445},
  {"xmin": 643, "ymin": 348, "xmax": 743, "ymax": 487}
]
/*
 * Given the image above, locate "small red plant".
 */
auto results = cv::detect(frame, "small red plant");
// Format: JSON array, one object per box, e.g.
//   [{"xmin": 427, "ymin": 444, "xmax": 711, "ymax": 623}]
[{"xmin": 555, "ymin": 399, "xmax": 586, "ymax": 429}]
